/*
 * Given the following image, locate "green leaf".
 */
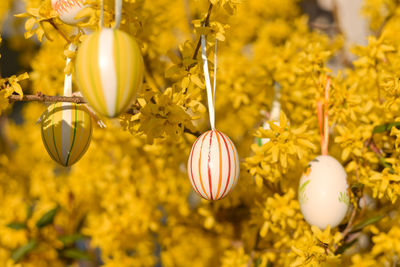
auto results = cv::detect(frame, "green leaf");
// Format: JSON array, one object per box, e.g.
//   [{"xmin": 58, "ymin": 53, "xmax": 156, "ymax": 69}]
[
  {"xmin": 59, "ymin": 234, "xmax": 86, "ymax": 246},
  {"xmin": 335, "ymin": 238, "xmax": 358, "ymax": 255},
  {"xmin": 60, "ymin": 248, "xmax": 92, "ymax": 260},
  {"xmin": 378, "ymin": 156, "xmax": 395, "ymax": 174},
  {"xmin": 373, "ymin": 122, "xmax": 400, "ymax": 134},
  {"xmin": 26, "ymin": 204, "xmax": 35, "ymax": 222},
  {"xmin": 7, "ymin": 222, "xmax": 26, "ymax": 230},
  {"xmin": 11, "ymin": 239, "xmax": 37, "ymax": 262},
  {"xmin": 36, "ymin": 206, "xmax": 59, "ymax": 228},
  {"xmin": 351, "ymin": 214, "xmax": 384, "ymax": 233}
]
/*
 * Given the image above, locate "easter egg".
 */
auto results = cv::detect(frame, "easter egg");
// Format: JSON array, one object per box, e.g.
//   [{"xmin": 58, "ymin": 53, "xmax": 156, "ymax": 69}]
[
  {"xmin": 298, "ymin": 155, "xmax": 349, "ymax": 229},
  {"xmin": 52, "ymin": 0, "xmax": 87, "ymax": 25},
  {"xmin": 75, "ymin": 28, "xmax": 144, "ymax": 118},
  {"xmin": 41, "ymin": 102, "xmax": 92, "ymax": 167},
  {"xmin": 188, "ymin": 130, "xmax": 239, "ymax": 200}
]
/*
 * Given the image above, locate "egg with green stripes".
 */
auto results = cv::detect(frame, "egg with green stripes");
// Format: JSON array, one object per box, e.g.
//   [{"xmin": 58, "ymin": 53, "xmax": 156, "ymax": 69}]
[
  {"xmin": 41, "ymin": 103, "xmax": 92, "ymax": 167},
  {"xmin": 75, "ymin": 28, "xmax": 144, "ymax": 118}
]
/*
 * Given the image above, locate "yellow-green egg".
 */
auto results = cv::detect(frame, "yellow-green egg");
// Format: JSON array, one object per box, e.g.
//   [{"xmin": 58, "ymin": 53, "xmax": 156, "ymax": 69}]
[
  {"xmin": 75, "ymin": 28, "xmax": 144, "ymax": 118},
  {"xmin": 41, "ymin": 103, "xmax": 92, "ymax": 167}
]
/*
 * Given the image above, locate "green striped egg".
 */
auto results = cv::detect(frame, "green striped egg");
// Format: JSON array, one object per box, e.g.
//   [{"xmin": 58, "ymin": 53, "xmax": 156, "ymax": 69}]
[
  {"xmin": 41, "ymin": 103, "xmax": 92, "ymax": 167},
  {"xmin": 75, "ymin": 28, "xmax": 144, "ymax": 118}
]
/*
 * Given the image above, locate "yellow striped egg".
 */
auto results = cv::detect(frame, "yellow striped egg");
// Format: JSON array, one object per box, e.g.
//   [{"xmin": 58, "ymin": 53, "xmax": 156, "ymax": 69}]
[
  {"xmin": 75, "ymin": 28, "xmax": 144, "ymax": 118},
  {"xmin": 52, "ymin": 0, "xmax": 86, "ymax": 25},
  {"xmin": 41, "ymin": 103, "xmax": 92, "ymax": 167},
  {"xmin": 188, "ymin": 130, "xmax": 240, "ymax": 200}
]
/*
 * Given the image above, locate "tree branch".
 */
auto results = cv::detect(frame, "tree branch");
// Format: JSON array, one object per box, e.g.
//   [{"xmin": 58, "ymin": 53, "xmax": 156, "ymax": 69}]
[
  {"xmin": 48, "ymin": 19, "xmax": 71, "ymax": 43},
  {"xmin": 9, "ymin": 93, "xmax": 86, "ymax": 103},
  {"xmin": 190, "ymin": 3, "xmax": 213, "ymax": 67}
]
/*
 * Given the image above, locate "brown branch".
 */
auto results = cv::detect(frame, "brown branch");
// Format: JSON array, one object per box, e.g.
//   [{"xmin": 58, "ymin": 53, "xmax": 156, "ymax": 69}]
[
  {"xmin": 143, "ymin": 55, "xmax": 163, "ymax": 92},
  {"xmin": 182, "ymin": 125, "xmax": 201, "ymax": 136},
  {"xmin": 48, "ymin": 19, "xmax": 71, "ymax": 43},
  {"xmin": 247, "ymin": 228, "xmax": 261, "ymax": 267},
  {"xmin": 310, "ymin": 22, "xmax": 339, "ymax": 32},
  {"xmin": 341, "ymin": 205, "xmax": 357, "ymax": 239},
  {"xmin": 9, "ymin": 93, "xmax": 86, "ymax": 103},
  {"xmin": 183, "ymin": 0, "xmax": 194, "ymax": 32},
  {"xmin": 190, "ymin": 3, "xmax": 213, "ymax": 65}
]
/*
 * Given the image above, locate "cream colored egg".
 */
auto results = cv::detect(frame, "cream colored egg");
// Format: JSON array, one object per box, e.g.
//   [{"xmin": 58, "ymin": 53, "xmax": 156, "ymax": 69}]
[{"xmin": 298, "ymin": 155, "xmax": 349, "ymax": 229}]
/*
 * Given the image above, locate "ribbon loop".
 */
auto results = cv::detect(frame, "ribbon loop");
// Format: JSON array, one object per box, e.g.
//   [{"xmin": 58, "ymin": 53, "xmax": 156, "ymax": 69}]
[
  {"xmin": 100, "ymin": 0, "xmax": 122, "ymax": 29},
  {"xmin": 317, "ymin": 77, "xmax": 331, "ymax": 155},
  {"xmin": 201, "ymin": 35, "xmax": 217, "ymax": 130},
  {"xmin": 63, "ymin": 43, "xmax": 77, "ymax": 96}
]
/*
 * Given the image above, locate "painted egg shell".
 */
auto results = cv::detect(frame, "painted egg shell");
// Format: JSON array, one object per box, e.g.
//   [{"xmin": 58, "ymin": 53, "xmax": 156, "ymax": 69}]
[
  {"xmin": 52, "ymin": 0, "xmax": 86, "ymax": 25},
  {"xmin": 75, "ymin": 28, "xmax": 144, "ymax": 118},
  {"xmin": 41, "ymin": 103, "xmax": 92, "ymax": 167},
  {"xmin": 187, "ymin": 130, "xmax": 240, "ymax": 200},
  {"xmin": 298, "ymin": 155, "xmax": 349, "ymax": 229}
]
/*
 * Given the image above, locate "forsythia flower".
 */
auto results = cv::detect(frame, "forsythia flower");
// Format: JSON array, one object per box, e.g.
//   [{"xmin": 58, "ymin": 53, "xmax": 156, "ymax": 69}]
[{"xmin": 1, "ymin": 0, "xmax": 400, "ymax": 266}]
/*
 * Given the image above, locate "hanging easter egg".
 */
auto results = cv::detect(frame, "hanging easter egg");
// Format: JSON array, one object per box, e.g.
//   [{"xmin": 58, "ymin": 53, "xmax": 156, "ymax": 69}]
[
  {"xmin": 52, "ymin": 0, "xmax": 87, "ymax": 25},
  {"xmin": 41, "ymin": 102, "xmax": 92, "ymax": 167},
  {"xmin": 188, "ymin": 130, "xmax": 240, "ymax": 200},
  {"xmin": 298, "ymin": 155, "xmax": 349, "ymax": 229},
  {"xmin": 75, "ymin": 28, "xmax": 144, "ymax": 118}
]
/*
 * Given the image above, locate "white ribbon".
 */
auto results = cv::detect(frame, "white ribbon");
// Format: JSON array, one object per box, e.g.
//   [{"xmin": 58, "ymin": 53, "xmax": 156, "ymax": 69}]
[
  {"xmin": 100, "ymin": 0, "xmax": 122, "ymax": 29},
  {"xmin": 270, "ymin": 85, "xmax": 281, "ymax": 121},
  {"xmin": 201, "ymin": 35, "xmax": 217, "ymax": 130},
  {"xmin": 63, "ymin": 43, "xmax": 77, "ymax": 96},
  {"xmin": 113, "ymin": 0, "xmax": 122, "ymax": 29}
]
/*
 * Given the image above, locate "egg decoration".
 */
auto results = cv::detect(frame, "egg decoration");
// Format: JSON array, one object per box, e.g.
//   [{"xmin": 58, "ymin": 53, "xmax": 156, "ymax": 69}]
[
  {"xmin": 298, "ymin": 155, "xmax": 349, "ymax": 229},
  {"xmin": 41, "ymin": 102, "xmax": 92, "ymax": 167},
  {"xmin": 188, "ymin": 130, "xmax": 240, "ymax": 200},
  {"xmin": 75, "ymin": 28, "xmax": 144, "ymax": 118},
  {"xmin": 52, "ymin": 0, "xmax": 87, "ymax": 25}
]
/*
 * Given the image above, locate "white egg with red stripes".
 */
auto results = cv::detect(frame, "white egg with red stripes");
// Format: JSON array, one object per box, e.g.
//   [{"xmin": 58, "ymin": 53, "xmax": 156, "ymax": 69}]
[
  {"xmin": 52, "ymin": 0, "xmax": 87, "ymax": 25},
  {"xmin": 41, "ymin": 102, "xmax": 92, "ymax": 167},
  {"xmin": 298, "ymin": 155, "xmax": 349, "ymax": 229},
  {"xmin": 188, "ymin": 130, "xmax": 239, "ymax": 200}
]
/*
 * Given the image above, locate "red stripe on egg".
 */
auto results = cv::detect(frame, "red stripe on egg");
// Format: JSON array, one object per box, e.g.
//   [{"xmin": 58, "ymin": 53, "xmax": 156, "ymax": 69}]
[
  {"xmin": 215, "ymin": 131, "xmax": 223, "ymax": 199},
  {"xmin": 226, "ymin": 136, "xmax": 238, "ymax": 187},
  {"xmin": 219, "ymin": 131, "xmax": 232, "ymax": 199},
  {"xmin": 189, "ymin": 135, "xmax": 202, "ymax": 196},
  {"xmin": 207, "ymin": 131, "xmax": 214, "ymax": 200},
  {"xmin": 198, "ymin": 131, "xmax": 210, "ymax": 199},
  {"xmin": 54, "ymin": 0, "xmax": 83, "ymax": 14}
]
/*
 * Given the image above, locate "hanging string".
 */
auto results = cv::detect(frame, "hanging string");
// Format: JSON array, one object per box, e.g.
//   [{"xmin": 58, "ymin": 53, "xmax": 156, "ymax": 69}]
[
  {"xmin": 113, "ymin": 0, "xmax": 122, "ymax": 29},
  {"xmin": 100, "ymin": 0, "xmax": 104, "ymax": 28},
  {"xmin": 201, "ymin": 35, "xmax": 217, "ymax": 130},
  {"xmin": 317, "ymin": 76, "xmax": 331, "ymax": 155},
  {"xmin": 63, "ymin": 43, "xmax": 77, "ymax": 96},
  {"xmin": 100, "ymin": 0, "xmax": 122, "ymax": 29},
  {"xmin": 213, "ymin": 40, "xmax": 217, "ymax": 107}
]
